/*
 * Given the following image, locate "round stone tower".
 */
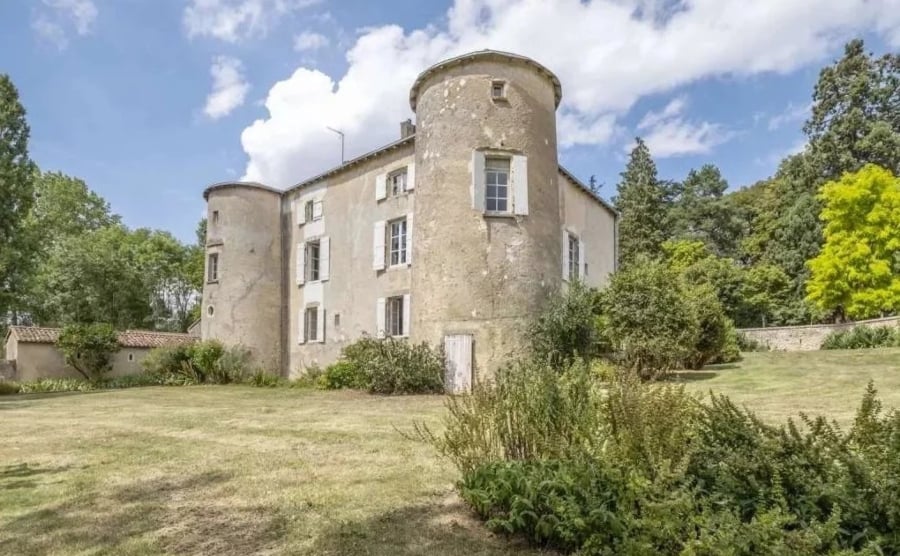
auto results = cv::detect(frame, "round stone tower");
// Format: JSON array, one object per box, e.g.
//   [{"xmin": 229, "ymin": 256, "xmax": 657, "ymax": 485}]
[
  {"xmin": 409, "ymin": 50, "xmax": 563, "ymax": 375},
  {"xmin": 201, "ymin": 182, "xmax": 283, "ymax": 371}
]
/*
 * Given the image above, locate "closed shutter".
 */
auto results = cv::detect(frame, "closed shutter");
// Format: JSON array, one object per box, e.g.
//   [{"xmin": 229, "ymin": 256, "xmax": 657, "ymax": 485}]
[
  {"xmin": 375, "ymin": 173, "xmax": 387, "ymax": 201},
  {"xmin": 512, "ymin": 155, "xmax": 528, "ymax": 215},
  {"xmin": 316, "ymin": 306, "xmax": 325, "ymax": 343},
  {"xmin": 373, "ymin": 220, "xmax": 385, "ymax": 270},
  {"xmin": 402, "ymin": 294, "xmax": 411, "ymax": 337},
  {"xmin": 579, "ymin": 237, "xmax": 586, "ymax": 279},
  {"xmin": 297, "ymin": 243, "xmax": 306, "ymax": 285},
  {"xmin": 562, "ymin": 230, "xmax": 569, "ymax": 281},
  {"xmin": 376, "ymin": 297, "xmax": 386, "ymax": 338},
  {"xmin": 297, "ymin": 308, "xmax": 305, "ymax": 344},
  {"xmin": 406, "ymin": 163, "xmax": 415, "ymax": 191},
  {"xmin": 313, "ymin": 200, "xmax": 323, "ymax": 220},
  {"xmin": 405, "ymin": 212, "xmax": 413, "ymax": 265},
  {"xmin": 320, "ymin": 236, "xmax": 330, "ymax": 281},
  {"xmin": 444, "ymin": 334, "xmax": 474, "ymax": 393},
  {"xmin": 472, "ymin": 150, "xmax": 485, "ymax": 212}
]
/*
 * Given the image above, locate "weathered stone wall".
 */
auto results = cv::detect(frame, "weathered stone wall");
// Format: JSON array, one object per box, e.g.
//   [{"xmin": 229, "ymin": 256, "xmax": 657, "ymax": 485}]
[
  {"xmin": 739, "ymin": 316, "xmax": 900, "ymax": 351},
  {"xmin": 0, "ymin": 360, "xmax": 15, "ymax": 380}
]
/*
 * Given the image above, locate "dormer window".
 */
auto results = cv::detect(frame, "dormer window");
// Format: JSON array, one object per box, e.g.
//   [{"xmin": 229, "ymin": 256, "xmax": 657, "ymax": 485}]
[{"xmin": 491, "ymin": 80, "xmax": 507, "ymax": 100}]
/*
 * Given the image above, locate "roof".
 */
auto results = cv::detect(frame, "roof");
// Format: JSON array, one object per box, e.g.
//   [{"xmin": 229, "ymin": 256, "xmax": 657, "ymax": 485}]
[
  {"xmin": 6, "ymin": 326, "xmax": 195, "ymax": 349},
  {"xmin": 409, "ymin": 50, "xmax": 563, "ymax": 111},
  {"xmin": 202, "ymin": 180, "xmax": 284, "ymax": 201},
  {"xmin": 558, "ymin": 166, "xmax": 619, "ymax": 217}
]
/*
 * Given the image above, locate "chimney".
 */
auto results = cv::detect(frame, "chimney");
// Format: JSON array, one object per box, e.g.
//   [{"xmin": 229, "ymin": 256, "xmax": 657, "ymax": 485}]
[{"xmin": 400, "ymin": 119, "xmax": 416, "ymax": 139}]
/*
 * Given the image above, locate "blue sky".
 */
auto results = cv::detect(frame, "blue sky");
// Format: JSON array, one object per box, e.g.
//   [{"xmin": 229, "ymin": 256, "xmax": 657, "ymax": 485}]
[{"xmin": 2, "ymin": 0, "xmax": 898, "ymax": 243}]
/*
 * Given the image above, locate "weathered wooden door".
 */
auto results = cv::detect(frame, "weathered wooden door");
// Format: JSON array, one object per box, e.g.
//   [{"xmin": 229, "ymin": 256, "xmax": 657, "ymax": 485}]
[{"xmin": 443, "ymin": 334, "xmax": 473, "ymax": 393}]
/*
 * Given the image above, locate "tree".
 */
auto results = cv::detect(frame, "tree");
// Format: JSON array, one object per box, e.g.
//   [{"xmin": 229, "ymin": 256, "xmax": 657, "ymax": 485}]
[
  {"xmin": 0, "ymin": 75, "xmax": 36, "ymax": 319},
  {"xmin": 805, "ymin": 39, "xmax": 900, "ymax": 180},
  {"xmin": 27, "ymin": 171, "xmax": 118, "ymax": 242},
  {"xmin": 806, "ymin": 165, "xmax": 900, "ymax": 319},
  {"xmin": 614, "ymin": 138, "xmax": 669, "ymax": 265},
  {"xmin": 669, "ymin": 164, "xmax": 741, "ymax": 257},
  {"xmin": 529, "ymin": 280, "xmax": 601, "ymax": 370},
  {"xmin": 56, "ymin": 323, "xmax": 119, "ymax": 382}
]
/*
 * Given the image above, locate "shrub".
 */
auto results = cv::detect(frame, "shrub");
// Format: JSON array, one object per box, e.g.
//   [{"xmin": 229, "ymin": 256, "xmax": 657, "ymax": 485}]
[
  {"xmin": 0, "ymin": 381, "xmax": 21, "ymax": 395},
  {"xmin": 142, "ymin": 340, "xmax": 249, "ymax": 385},
  {"xmin": 710, "ymin": 322, "xmax": 742, "ymax": 364},
  {"xmin": 821, "ymin": 325, "xmax": 900, "ymax": 350},
  {"xmin": 18, "ymin": 377, "xmax": 96, "ymax": 393},
  {"xmin": 289, "ymin": 365, "xmax": 323, "ymax": 388},
  {"xmin": 245, "ymin": 369, "xmax": 284, "ymax": 387},
  {"xmin": 683, "ymin": 284, "xmax": 734, "ymax": 369},
  {"xmin": 529, "ymin": 280, "xmax": 602, "ymax": 370},
  {"xmin": 56, "ymin": 323, "xmax": 119, "ymax": 382},
  {"xmin": 319, "ymin": 360, "xmax": 366, "ymax": 390}
]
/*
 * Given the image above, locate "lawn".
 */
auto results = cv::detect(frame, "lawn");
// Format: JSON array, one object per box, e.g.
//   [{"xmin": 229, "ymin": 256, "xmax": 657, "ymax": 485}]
[{"xmin": 2, "ymin": 349, "xmax": 899, "ymax": 555}]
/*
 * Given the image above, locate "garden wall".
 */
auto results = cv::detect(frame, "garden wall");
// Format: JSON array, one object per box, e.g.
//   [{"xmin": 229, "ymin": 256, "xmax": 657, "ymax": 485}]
[{"xmin": 739, "ymin": 316, "xmax": 900, "ymax": 351}]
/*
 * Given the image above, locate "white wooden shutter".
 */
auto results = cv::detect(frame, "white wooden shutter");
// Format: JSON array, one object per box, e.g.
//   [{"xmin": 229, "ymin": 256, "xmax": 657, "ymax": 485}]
[
  {"xmin": 376, "ymin": 297, "xmax": 386, "ymax": 338},
  {"xmin": 297, "ymin": 308, "xmax": 305, "ymax": 344},
  {"xmin": 405, "ymin": 213, "xmax": 413, "ymax": 265},
  {"xmin": 444, "ymin": 334, "xmax": 474, "ymax": 393},
  {"xmin": 512, "ymin": 155, "xmax": 528, "ymax": 215},
  {"xmin": 472, "ymin": 151, "xmax": 485, "ymax": 212},
  {"xmin": 402, "ymin": 294, "xmax": 411, "ymax": 337},
  {"xmin": 297, "ymin": 243, "xmax": 306, "ymax": 285},
  {"xmin": 320, "ymin": 236, "xmax": 330, "ymax": 281},
  {"xmin": 373, "ymin": 220, "xmax": 385, "ymax": 270},
  {"xmin": 405, "ymin": 163, "xmax": 415, "ymax": 191},
  {"xmin": 562, "ymin": 230, "xmax": 569, "ymax": 281},
  {"xmin": 579, "ymin": 237, "xmax": 586, "ymax": 279},
  {"xmin": 313, "ymin": 200, "xmax": 323, "ymax": 220},
  {"xmin": 375, "ymin": 173, "xmax": 387, "ymax": 201},
  {"xmin": 316, "ymin": 306, "xmax": 325, "ymax": 343}
]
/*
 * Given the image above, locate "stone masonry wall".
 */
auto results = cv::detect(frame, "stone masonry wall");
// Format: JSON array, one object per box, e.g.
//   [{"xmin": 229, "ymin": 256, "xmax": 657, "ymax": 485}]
[
  {"xmin": 739, "ymin": 316, "xmax": 900, "ymax": 351},
  {"xmin": 0, "ymin": 360, "xmax": 15, "ymax": 380}
]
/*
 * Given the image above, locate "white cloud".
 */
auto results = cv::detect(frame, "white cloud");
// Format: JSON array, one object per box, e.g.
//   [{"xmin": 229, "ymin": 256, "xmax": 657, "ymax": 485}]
[
  {"xmin": 184, "ymin": 0, "xmax": 320, "ymax": 42},
  {"xmin": 767, "ymin": 101, "xmax": 813, "ymax": 130},
  {"xmin": 239, "ymin": 0, "xmax": 900, "ymax": 187},
  {"xmin": 294, "ymin": 30, "xmax": 329, "ymax": 51},
  {"xmin": 32, "ymin": 0, "xmax": 97, "ymax": 49},
  {"xmin": 204, "ymin": 56, "xmax": 250, "ymax": 120},
  {"xmin": 635, "ymin": 96, "xmax": 734, "ymax": 157}
]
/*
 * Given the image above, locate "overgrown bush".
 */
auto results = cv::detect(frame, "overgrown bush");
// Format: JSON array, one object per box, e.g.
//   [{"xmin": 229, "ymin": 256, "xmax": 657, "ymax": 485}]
[
  {"xmin": 142, "ymin": 340, "xmax": 251, "ymax": 385},
  {"xmin": 683, "ymin": 284, "xmax": 733, "ymax": 369},
  {"xmin": 821, "ymin": 325, "xmax": 900, "ymax": 350},
  {"xmin": 56, "ymin": 322, "xmax": 119, "ymax": 382},
  {"xmin": 330, "ymin": 337, "xmax": 445, "ymax": 395},
  {"xmin": 319, "ymin": 360, "xmax": 367, "ymax": 390},
  {"xmin": 18, "ymin": 377, "xmax": 98, "ymax": 393},
  {"xmin": 529, "ymin": 280, "xmax": 602, "ymax": 370},
  {"xmin": 0, "ymin": 381, "xmax": 21, "ymax": 395}
]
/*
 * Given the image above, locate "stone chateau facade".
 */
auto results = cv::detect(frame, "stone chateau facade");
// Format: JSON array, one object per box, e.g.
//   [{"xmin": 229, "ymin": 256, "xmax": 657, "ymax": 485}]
[{"xmin": 201, "ymin": 50, "xmax": 618, "ymax": 391}]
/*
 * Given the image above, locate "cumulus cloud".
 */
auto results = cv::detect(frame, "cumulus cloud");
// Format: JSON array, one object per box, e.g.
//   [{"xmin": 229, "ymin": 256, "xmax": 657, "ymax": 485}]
[
  {"xmin": 634, "ymin": 96, "xmax": 734, "ymax": 157},
  {"xmin": 32, "ymin": 0, "xmax": 97, "ymax": 49},
  {"xmin": 294, "ymin": 30, "xmax": 329, "ymax": 51},
  {"xmin": 767, "ymin": 101, "xmax": 813, "ymax": 131},
  {"xmin": 204, "ymin": 56, "xmax": 250, "ymax": 120},
  {"xmin": 184, "ymin": 0, "xmax": 320, "ymax": 42},
  {"xmin": 239, "ymin": 0, "xmax": 900, "ymax": 187}
]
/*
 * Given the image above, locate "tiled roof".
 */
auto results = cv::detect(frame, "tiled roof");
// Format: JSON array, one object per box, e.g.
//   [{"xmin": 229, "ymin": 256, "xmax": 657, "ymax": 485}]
[{"xmin": 6, "ymin": 326, "xmax": 194, "ymax": 349}]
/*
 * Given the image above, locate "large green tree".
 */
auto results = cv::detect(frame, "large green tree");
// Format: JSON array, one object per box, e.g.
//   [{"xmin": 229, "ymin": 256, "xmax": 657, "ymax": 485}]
[
  {"xmin": 0, "ymin": 75, "xmax": 36, "ymax": 320},
  {"xmin": 614, "ymin": 138, "xmax": 669, "ymax": 265},
  {"xmin": 806, "ymin": 164, "xmax": 900, "ymax": 319},
  {"xmin": 669, "ymin": 164, "xmax": 741, "ymax": 257}
]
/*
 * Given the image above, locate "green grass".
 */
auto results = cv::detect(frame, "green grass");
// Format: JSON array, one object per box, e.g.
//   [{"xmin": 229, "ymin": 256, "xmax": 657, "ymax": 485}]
[
  {"xmin": 675, "ymin": 348, "xmax": 900, "ymax": 425},
  {"xmin": 2, "ymin": 349, "xmax": 899, "ymax": 555}
]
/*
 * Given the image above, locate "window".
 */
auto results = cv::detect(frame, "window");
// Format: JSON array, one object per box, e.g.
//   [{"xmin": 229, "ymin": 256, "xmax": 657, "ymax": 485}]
[
  {"xmin": 128, "ymin": 353, "xmax": 134, "ymax": 362},
  {"xmin": 304, "ymin": 200, "xmax": 314, "ymax": 223},
  {"xmin": 388, "ymin": 218, "xmax": 408, "ymax": 266},
  {"xmin": 334, "ymin": 313, "xmax": 341, "ymax": 327},
  {"xmin": 568, "ymin": 233, "xmax": 580, "ymax": 281},
  {"xmin": 386, "ymin": 296, "xmax": 404, "ymax": 337},
  {"xmin": 388, "ymin": 169, "xmax": 407, "ymax": 196},
  {"xmin": 211, "ymin": 210, "xmax": 219, "ymax": 224},
  {"xmin": 305, "ymin": 307, "xmax": 318, "ymax": 342},
  {"xmin": 491, "ymin": 80, "xmax": 506, "ymax": 100},
  {"xmin": 207, "ymin": 253, "xmax": 219, "ymax": 282},
  {"xmin": 485, "ymin": 157, "xmax": 510, "ymax": 212},
  {"xmin": 305, "ymin": 240, "xmax": 320, "ymax": 282}
]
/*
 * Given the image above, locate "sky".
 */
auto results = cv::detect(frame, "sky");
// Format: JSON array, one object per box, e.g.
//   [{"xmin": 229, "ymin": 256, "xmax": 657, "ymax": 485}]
[{"xmin": 2, "ymin": 0, "xmax": 900, "ymax": 243}]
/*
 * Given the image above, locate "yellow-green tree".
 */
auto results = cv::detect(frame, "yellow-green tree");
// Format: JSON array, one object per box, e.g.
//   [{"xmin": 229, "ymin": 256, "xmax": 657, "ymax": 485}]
[{"xmin": 807, "ymin": 165, "xmax": 900, "ymax": 319}]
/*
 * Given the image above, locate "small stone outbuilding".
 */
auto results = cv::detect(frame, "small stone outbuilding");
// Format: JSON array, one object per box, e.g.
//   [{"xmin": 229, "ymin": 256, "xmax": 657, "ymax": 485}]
[{"xmin": 3, "ymin": 326, "xmax": 194, "ymax": 382}]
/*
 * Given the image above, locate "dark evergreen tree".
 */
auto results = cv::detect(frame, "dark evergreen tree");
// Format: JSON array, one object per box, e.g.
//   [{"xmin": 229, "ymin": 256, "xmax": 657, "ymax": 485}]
[{"xmin": 614, "ymin": 138, "xmax": 669, "ymax": 266}]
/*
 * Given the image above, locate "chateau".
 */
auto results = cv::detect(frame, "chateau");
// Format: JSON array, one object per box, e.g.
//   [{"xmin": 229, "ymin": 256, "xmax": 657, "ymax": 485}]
[{"xmin": 201, "ymin": 50, "xmax": 618, "ymax": 391}]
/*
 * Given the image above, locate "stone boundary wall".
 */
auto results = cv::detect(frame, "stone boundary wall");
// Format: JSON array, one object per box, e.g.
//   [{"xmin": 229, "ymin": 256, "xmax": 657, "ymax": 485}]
[
  {"xmin": 0, "ymin": 360, "xmax": 15, "ymax": 380},
  {"xmin": 738, "ymin": 316, "xmax": 900, "ymax": 351}
]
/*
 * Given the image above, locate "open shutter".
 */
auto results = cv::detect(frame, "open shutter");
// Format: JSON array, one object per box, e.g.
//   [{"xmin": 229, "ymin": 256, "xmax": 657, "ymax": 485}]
[
  {"xmin": 402, "ymin": 294, "xmax": 411, "ymax": 337},
  {"xmin": 373, "ymin": 221, "xmax": 386, "ymax": 270},
  {"xmin": 320, "ymin": 236, "xmax": 330, "ymax": 281},
  {"xmin": 375, "ymin": 173, "xmax": 387, "ymax": 201},
  {"xmin": 579, "ymin": 237, "xmax": 586, "ymax": 279},
  {"xmin": 313, "ymin": 200, "xmax": 323, "ymax": 220},
  {"xmin": 316, "ymin": 306, "xmax": 325, "ymax": 343},
  {"xmin": 472, "ymin": 150, "xmax": 485, "ymax": 212},
  {"xmin": 376, "ymin": 297, "xmax": 386, "ymax": 338},
  {"xmin": 512, "ymin": 155, "xmax": 528, "ymax": 215},
  {"xmin": 405, "ymin": 213, "xmax": 413, "ymax": 265},
  {"xmin": 297, "ymin": 243, "xmax": 306, "ymax": 285},
  {"xmin": 297, "ymin": 309, "xmax": 305, "ymax": 344},
  {"xmin": 406, "ymin": 163, "xmax": 415, "ymax": 191},
  {"xmin": 562, "ymin": 230, "xmax": 569, "ymax": 281}
]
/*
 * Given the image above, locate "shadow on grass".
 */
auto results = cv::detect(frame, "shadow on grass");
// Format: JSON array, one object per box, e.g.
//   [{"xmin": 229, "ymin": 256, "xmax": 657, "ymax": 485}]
[
  {"xmin": 667, "ymin": 370, "xmax": 720, "ymax": 382},
  {"xmin": 0, "ymin": 390, "xmax": 109, "ymax": 409},
  {"xmin": 0, "ymin": 471, "xmax": 288, "ymax": 556},
  {"xmin": 309, "ymin": 496, "xmax": 553, "ymax": 556},
  {"xmin": 0, "ymin": 463, "xmax": 72, "ymax": 490}
]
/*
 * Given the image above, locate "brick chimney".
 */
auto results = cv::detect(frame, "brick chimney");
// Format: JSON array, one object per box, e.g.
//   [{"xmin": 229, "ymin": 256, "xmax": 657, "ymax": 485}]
[{"xmin": 400, "ymin": 119, "xmax": 416, "ymax": 139}]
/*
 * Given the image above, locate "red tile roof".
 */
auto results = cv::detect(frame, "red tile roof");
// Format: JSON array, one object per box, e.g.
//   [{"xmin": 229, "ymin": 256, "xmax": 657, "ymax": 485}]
[{"xmin": 6, "ymin": 326, "xmax": 194, "ymax": 349}]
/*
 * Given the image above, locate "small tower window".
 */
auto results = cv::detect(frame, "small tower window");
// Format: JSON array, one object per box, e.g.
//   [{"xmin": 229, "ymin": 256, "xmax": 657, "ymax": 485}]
[
  {"xmin": 128, "ymin": 353, "xmax": 134, "ymax": 362},
  {"xmin": 212, "ymin": 210, "xmax": 219, "ymax": 224},
  {"xmin": 207, "ymin": 253, "xmax": 219, "ymax": 282},
  {"xmin": 491, "ymin": 80, "xmax": 507, "ymax": 100}
]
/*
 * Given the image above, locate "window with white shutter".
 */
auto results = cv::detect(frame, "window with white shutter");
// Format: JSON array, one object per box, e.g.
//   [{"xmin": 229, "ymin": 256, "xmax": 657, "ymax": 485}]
[
  {"xmin": 312, "ymin": 200, "xmax": 323, "ymax": 220},
  {"xmin": 375, "ymin": 173, "xmax": 387, "ymax": 201},
  {"xmin": 305, "ymin": 307, "xmax": 318, "ymax": 342},
  {"xmin": 402, "ymin": 293, "xmax": 411, "ymax": 337},
  {"xmin": 512, "ymin": 155, "xmax": 528, "ymax": 215},
  {"xmin": 297, "ymin": 308, "xmax": 305, "ymax": 344},
  {"xmin": 373, "ymin": 220, "xmax": 386, "ymax": 270},
  {"xmin": 405, "ymin": 212, "xmax": 413, "ymax": 265},
  {"xmin": 376, "ymin": 297, "xmax": 386, "ymax": 338},
  {"xmin": 296, "ymin": 243, "xmax": 305, "ymax": 286},
  {"xmin": 320, "ymin": 236, "xmax": 330, "ymax": 281},
  {"xmin": 472, "ymin": 151, "xmax": 485, "ymax": 211},
  {"xmin": 406, "ymin": 163, "xmax": 415, "ymax": 191},
  {"xmin": 561, "ymin": 230, "xmax": 570, "ymax": 281},
  {"xmin": 316, "ymin": 306, "xmax": 325, "ymax": 343}
]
